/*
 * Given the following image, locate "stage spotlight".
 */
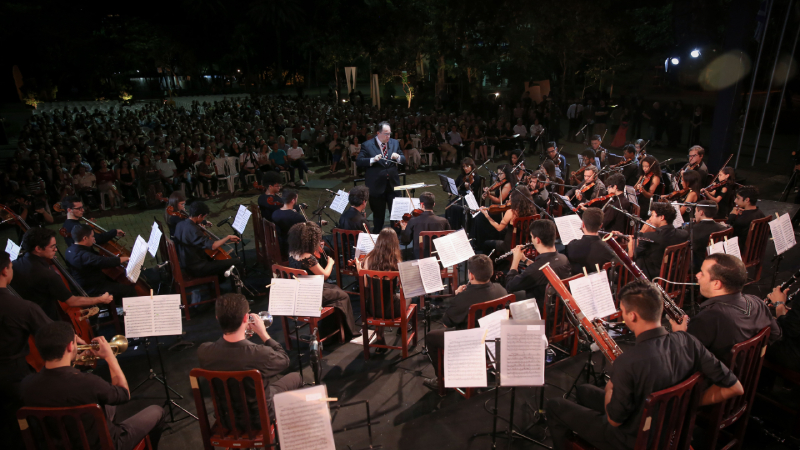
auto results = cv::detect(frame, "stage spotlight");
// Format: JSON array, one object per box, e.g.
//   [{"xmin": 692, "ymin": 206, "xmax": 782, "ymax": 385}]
[
  {"xmin": 671, "ymin": 57, "xmax": 680, "ymax": 65},
  {"xmin": 495, "ymin": 92, "xmax": 500, "ymax": 97},
  {"xmin": 691, "ymin": 49, "xmax": 701, "ymax": 58}
]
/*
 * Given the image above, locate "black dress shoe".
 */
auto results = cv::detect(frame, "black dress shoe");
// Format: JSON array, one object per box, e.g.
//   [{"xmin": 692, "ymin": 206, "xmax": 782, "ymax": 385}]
[{"xmin": 423, "ymin": 377, "xmax": 439, "ymax": 391}]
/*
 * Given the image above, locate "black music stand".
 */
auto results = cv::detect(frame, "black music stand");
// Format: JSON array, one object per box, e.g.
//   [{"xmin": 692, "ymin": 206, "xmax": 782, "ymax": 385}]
[{"xmin": 132, "ymin": 336, "xmax": 198, "ymax": 423}]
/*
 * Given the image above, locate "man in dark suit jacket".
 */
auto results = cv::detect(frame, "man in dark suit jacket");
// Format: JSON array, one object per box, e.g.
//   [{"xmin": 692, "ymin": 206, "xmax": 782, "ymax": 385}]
[
  {"xmin": 564, "ymin": 208, "xmax": 617, "ymax": 274},
  {"xmin": 690, "ymin": 200, "xmax": 729, "ymax": 272},
  {"xmin": 400, "ymin": 192, "xmax": 450, "ymax": 259},
  {"xmin": 356, "ymin": 121, "xmax": 406, "ymax": 232},
  {"xmin": 338, "ymin": 185, "xmax": 370, "ymax": 231},
  {"xmin": 632, "ymin": 202, "xmax": 689, "ymax": 279},
  {"xmin": 601, "ymin": 173, "xmax": 632, "ymax": 233}
]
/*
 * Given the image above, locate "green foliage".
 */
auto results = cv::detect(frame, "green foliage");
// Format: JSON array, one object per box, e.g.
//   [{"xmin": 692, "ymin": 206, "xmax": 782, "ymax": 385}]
[{"xmin": 628, "ymin": 4, "xmax": 674, "ymax": 51}]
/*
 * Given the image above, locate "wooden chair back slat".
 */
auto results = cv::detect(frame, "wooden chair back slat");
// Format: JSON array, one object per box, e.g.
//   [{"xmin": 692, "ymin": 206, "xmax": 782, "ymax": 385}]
[
  {"xmin": 708, "ymin": 227, "xmax": 734, "ymax": 244},
  {"xmin": 634, "ymin": 372, "xmax": 705, "ymax": 450},
  {"xmin": 249, "ymin": 204, "xmax": 269, "ymax": 268},
  {"xmin": 544, "ymin": 273, "xmax": 584, "ymax": 355},
  {"xmin": 658, "ymin": 241, "xmax": 691, "ymax": 309},
  {"xmin": 466, "ymin": 294, "xmax": 517, "ymax": 328},
  {"xmin": 262, "ymin": 219, "xmax": 283, "ymax": 268},
  {"xmin": 357, "ymin": 270, "xmax": 417, "ymax": 359},
  {"xmin": 17, "ymin": 404, "xmax": 122, "ymax": 450},
  {"xmin": 332, "ymin": 228, "xmax": 362, "ymax": 296},
  {"xmin": 511, "ymin": 215, "xmax": 539, "ymax": 248},
  {"xmin": 741, "ymin": 215, "xmax": 772, "ymax": 283}
]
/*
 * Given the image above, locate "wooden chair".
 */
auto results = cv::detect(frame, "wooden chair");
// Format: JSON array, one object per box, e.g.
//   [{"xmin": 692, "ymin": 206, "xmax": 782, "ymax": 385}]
[
  {"xmin": 331, "ymin": 228, "xmax": 362, "ymax": 298},
  {"xmin": 165, "ymin": 239, "xmax": 220, "ymax": 320},
  {"xmin": 189, "ymin": 368, "xmax": 276, "ymax": 450},
  {"xmin": 741, "ymin": 215, "xmax": 772, "ymax": 284},
  {"xmin": 708, "ymin": 226, "xmax": 735, "ymax": 244},
  {"xmin": 17, "ymin": 404, "xmax": 152, "ymax": 450},
  {"xmin": 626, "ymin": 204, "xmax": 641, "ymax": 236},
  {"xmin": 358, "ymin": 270, "xmax": 418, "ymax": 359},
  {"xmin": 249, "ymin": 204, "xmax": 270, "ymax": 269},
  {"xmin": 153, "ymin": 219, "xmax": 169, "ymax": 263},
  {"xmin": 657, "ymin": 241, "xmax": 691, "ymax": 309},
  {"xmin": 696, "ymin": 327, "xmax": 771, "ymax": 450},
  {"xmin": 261, "ymin": 218, "xmax": 286, "ymax": 265},
  {"xmin": 419, "ymin": 230, "xmax": 459, "ymax": 301},
  {"xmin": 435, "ymin": 293, "xmax": 517, "ymax": 398},
  {"xmin": 510, "ymin": 214, "xmax": 539, "ymax": 248},
  {"xmin": 544, "ymin": 273, "xmax": 584, "ymax": 357},
  {"xmin": 272, "ymin": 264, "xmax": 346, "ymax": 355},
  {"xmin": 567, "ymin": 372, "xmax": 706, "ymax": 450}
]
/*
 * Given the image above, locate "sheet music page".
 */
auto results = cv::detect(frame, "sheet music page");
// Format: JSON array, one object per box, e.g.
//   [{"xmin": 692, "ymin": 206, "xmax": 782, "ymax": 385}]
[
  {"xmin": 557, "ymin": 194, "xmax": 573, "ymax": 210},
  {"xmin": 769, "ymin": 214, "xmax": 796, "ymax": 255},
  {"xmin": 625, "ymin": 186, "xmax": 639, "ymax": 206},
  {"xmin": 151, "ymin": 295, "xmax": 182, "ymax": 336},
  {"xmin": 397, "ymin": 260, "xmax": 426, "ymax": 298},
  {"xmin": 447, "ymin": 176, "xmax": 459, "ymax": 196},
  {"xmin": 478, "ymin": 308, "xmax": 509, "ymax": 362},
  {"xmin": 418, "ymin": 257, "xmax": 445, "ymax": 293},
  {"xmin": 294, "ymin": 275, "xmax": 324, "ymax": 317},
  {"xmin": 444, "ymin": 328, "xmax": 488, "ymax": 388},
  {"xmin": 122, "ymin": 297, "xmax": 154, "ymax": 338},
  {"xmin": 723, "ymin": 236, "xmax": 742, "ymax": 260},
  {"xmin": 509, "ymin": 298, "xmax": 541, "ymax": 321},
  {"xmin": 273, "ymin": 385, "xmax": 336, "ymax": 450},
  {"xmin": 356, "ymin": 233, "xmax": 380, "ymax": 254},
  {"xmin": 268, "ymin": 278, "xmax": 299, "ymax": 316},
  {"xmin": 708, "ymin": 241, "xmax": 725, "ymax": 255},
  {"xmin": 500, "ymin": 320, "xmax": 546, "ymax": 386},
  {"xmin": 670, "ymin": 203, "xmax": 685, "ymax": 228},
  {"xmin": 5, "ymin": 239, "xmax": 20, "ymax": 261},
  {"xmin": 554, "ymin": 215, "xmax": 583, "ymax": 245},
  {"xmin": 465, "ymin": 191, "xmax": 481, "ymax": 218},
  {"xmin": 329, "ymin": 190, "xmax": 349, "ymax": 214},
  {"xmin": 126, "ymin": 236, "xmax": 149, "ymax": 283},
  {"xmin": 389, "ymin": 197, "xmax": 420, "ymax": 221},
  {"xmin": 433, "ymin": 229, "xmax": 474, "ymax": 268},
  {"xmin": 567, "ymin": 275, "xmax": 599, "ymax": 319},
  {"xmin": 147, "ymin": 222, "xmax": 162, "ymax": 257},
  {"xmin": 232, "ymin": 204, "xmax": 251, "ymax": 235},
  {"xmin": 587, "ymin": 271, "xmax": 617, "ymax": 319},
  {"xmin": 780, "ymin": 214, "xmax": 797, "ymax": 252}
]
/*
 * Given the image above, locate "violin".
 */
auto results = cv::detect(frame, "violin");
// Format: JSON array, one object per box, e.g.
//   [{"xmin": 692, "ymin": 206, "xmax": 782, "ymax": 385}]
[
  {"xmin": 485, "ymin": 203, "xmax": 511, "ymax": 214},
  {"xmin": 580, "ymin": 193, "xmax": 614, "ymax": 209},
  {"xmin": 580, "ymin": 181, "xmax": 596, "ymax": 193},
  {"xmin": 701, "ymin": 180, "xmax": 726, "ymax": 196},
  {"xmin": 483, "ymin": 179, "xmax": 506, "ymax": 199},
  {"xmin": 393, "ymin": 207, "xmax": 423, "ymax": 229},
  {"xmin": 634, "ymin": 172, "xmax": 654, "ymax": 193},
  {"xmin": 660, "ymin": 187, "xmax": 689, "ymax": 202},
  {"xmin": 570, "ymin": 166, "xmax": 587, "ymax": 183}
]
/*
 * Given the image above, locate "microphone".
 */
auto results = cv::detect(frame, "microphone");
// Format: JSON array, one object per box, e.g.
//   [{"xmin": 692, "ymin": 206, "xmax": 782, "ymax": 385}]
[
  {"xmin": 224, "ymin": 265, "xmax": 236, "ymax": 278},
  {"xmin": 156, "ymin": 261, "xmax": 170, "ymax": 269},
  {"xmin": 217, "ymin": 216, "xmax": 232, "ymax": 227}
]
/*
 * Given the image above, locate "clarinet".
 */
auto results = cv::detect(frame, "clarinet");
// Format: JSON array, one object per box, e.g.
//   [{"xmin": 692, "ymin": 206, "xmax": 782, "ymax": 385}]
[
  {"xmin": 602, "ymin": 235, "xmax": 686, "ymax": 324},
  {"xmin": 779, "ymin": 268, "xmax": 800, "ymax": 291},
  {"xmin": 540, "ymin": 262, "xmax": 623, "ymax": 362},
  {"xmin": 493, "ymin": 243, "xmax": 535, "ymax": 261}
]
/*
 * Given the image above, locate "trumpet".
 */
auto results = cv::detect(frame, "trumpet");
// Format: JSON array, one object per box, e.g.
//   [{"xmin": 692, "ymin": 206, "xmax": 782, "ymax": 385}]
[
  {"xmin": 245, "ymin": 312, "xmax": 274, "ymax": 338},
  {"xmin": 75, "ymin": 335, "xmax": 129, "ymax": 364}
]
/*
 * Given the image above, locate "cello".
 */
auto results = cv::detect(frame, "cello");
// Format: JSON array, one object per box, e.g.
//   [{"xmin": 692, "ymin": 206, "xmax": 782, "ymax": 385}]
[{"xmin": 164, "ymin": 204, "xmax": 235, "ymax": 261}]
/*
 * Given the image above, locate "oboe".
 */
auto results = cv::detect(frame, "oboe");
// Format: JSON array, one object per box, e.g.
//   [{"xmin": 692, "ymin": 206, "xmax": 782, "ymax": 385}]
[
  {"xmin": 493, "ymin": 243, "xmax": 535, "ymax": 261},
  {"xmin": 779, "ymin": 268, "xmax": 800, "ymax": 291}
]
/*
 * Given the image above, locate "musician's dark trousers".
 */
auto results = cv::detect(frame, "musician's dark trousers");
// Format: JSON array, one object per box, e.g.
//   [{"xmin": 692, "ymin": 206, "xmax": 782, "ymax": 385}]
[
  {"xmin": 369, "ymin": 184, "xmax": 397, "ymax": 232},
  {"xmin": 185, "ymin": 257, "xmax": 243, "ymax": 281},
  {"xmin": 427, "ymin": 329, "xmax": 447, "ymax": 375},
  {"xmin": 105, "ymin": 404, "xmax": 167, "ymax": 450},
  {"xmin": 547, "ymin": 384, "xmax": 631, "ymax": 450}
]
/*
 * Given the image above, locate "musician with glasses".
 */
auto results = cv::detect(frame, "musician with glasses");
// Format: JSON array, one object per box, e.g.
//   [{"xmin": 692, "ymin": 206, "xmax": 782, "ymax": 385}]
[
  {"xmin": 547, "ymin": 279, "xmax": 744, "ymax": 450},
  {"xmin": 600, "ymin": 173, "xmax": 631, "ymax": 233},
  {"xmin": 61, "ymin": 195, "xmax": 126, "ymax": 248},
  {"xmin": 11, "ymin": 228, "xmax": 113, "ymax": 321},
  {"xmin": 673, "ymin": 145, "xmax": 708, "ymax": 191},
  {"xmin": 22, "ymin": 322, "xmax": 167, "ymax": 450}
]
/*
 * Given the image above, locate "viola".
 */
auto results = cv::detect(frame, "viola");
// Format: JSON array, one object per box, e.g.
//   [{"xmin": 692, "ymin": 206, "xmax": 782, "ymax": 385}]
[
  {"xmin": 486, "ymin": 203, "xmax": 511, "ymax": 214},
  {"xmin": 701, "ymin": 180, "xmax": 726, "ymax": 195},
  {"xmin": 393, "ymin": 208, "xmax": 423, "ymax": 229},
  {"xmin": 579, "ymin": 181, "xmax": 596, "ymax": 193}
]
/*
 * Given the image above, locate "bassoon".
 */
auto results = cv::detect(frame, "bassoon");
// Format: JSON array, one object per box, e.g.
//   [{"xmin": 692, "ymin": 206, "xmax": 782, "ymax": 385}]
[{"xmin": 540, "ymin": 262, "xmax": 622, "ymax": 362}]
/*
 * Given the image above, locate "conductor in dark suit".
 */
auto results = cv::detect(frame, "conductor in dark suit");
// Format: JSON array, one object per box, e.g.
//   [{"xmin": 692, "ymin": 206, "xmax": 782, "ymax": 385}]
[
  {"xmin": 400, "ymin": 192, "xmax": 450, "ymax": 259},
  {"xmin": 356, "ymin": 121, "xmax": 406, "ymax": 232},
  {"xmin": 564, "ymin": 208, "xmax": 617, "ymax": 274}
]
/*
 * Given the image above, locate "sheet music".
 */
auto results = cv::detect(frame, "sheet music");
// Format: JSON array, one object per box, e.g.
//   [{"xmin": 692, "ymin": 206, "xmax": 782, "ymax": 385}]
[
  {"xmin": 268, "ymin": 278, "xmax": 299, "ymax": 316},
  {"xmin": 432, "ymin": 229, "xmax": 474, "ymax": 268},
  {"xmin": 625, "ymin": 186, "xmax": 639, "ymax": 206},
  {"xmin": 438, "ymin": 174, "xmax": 453, "ymax": 195},
  {"xmin": 554, "ymin": 215, "xmax": 583, "ymax": 245},
  {"xmin": 444, "ymin": 328, "xmax": 488, "ymax": 388},
  {"xmin": 769, "ymin": 213, "xmax": 797, "ymax": 255},
  {"xmin": 707, "ymin": 241, "xmax": 725, "ymax": 255},
  {"xmin": 398, "ymin": 260, "xmax": 426, "ymax": 298},
  {"xmin": 389, "ymin": 197, "xmax": 420, "ymax": 221},
  {"xmin": 356, "ymin": 233, "xmax": 380, "ymax": 254},
  {"xmin": 393, "ymin": 182, "xmax": 427, "ymax": 190},
  {"xmin": 568, "ymin": 271, "xmax": 617, "ymax": 320},
  {"xmin": 5, "ymin": 239, "xmax": 20, "ymax": 261},
  {"xmin": 123, "ymin": 297, "xmax": 155, "ymax": 338},
  {"xmin": 509, "ymin": 298, "xmax": 541, "ymax": 321},
  {"xmin": 418, "ymin": 257, "xmax": 444, "ymax": 293},
  {"xmin": 465, "ymin": 191, "xmax": 481, "ymax": 218},
  {"xmin": 273, "ymin": 385, "xmax": 336, "ymax": 450},
  {"xmin": 447, "ymin": 177, "xmax": 459, "ymax": 196},
  {"xmin": 147, "ymin": 222, "xmax": 162, "ymax": 257},
  {"xmin": 478, "ymin": 308, "xmax": 509, "ymax": 362},
  {"xmin": 126, "ymin": 236, "xmax": 148, "ymax": 283},
  {"xmin": 329, "ymin": 190, "xmax": 349, "ymax": 214},
  {"xmin": 670, "ymin": 203, "xmax": 685, "ymax": 228},
  {"xmin": 294, "ymin": 276, "xmax": 324, "ymax": 317},
  {"xmin": 232, "ymin": 204, "xmax": 251, "ymax": 234},
  {"xmin": 500, "ymin": 320, "xmax": 546, "ymax": 386},
  {"xmin": 723, "ymin": 236, "xmax": 742, "ymax": 260},
  {"xmin": 556, "ymin": 194, "xmax": 574, "ymax": 211},
  {"xmin": 152, "ymin": 295, "xmax": 182, "ymax": 336}
]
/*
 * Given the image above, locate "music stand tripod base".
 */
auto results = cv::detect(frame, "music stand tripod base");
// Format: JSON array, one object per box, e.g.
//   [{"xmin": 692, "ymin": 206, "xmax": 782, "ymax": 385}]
[{"xmin": 131, "ymin": 337, "xmax": 198, "ymax": 423}]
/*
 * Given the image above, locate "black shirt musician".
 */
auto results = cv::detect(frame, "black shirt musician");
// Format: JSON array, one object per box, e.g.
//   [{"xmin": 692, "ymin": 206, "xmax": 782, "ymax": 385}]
[
  {"xmin": 338, "ymin": 185, "xmax": 370, "ymax": 231},
  {"xmin": 725, "ymin": 186, "xmax": 765, "ymax": 244},
  {"xmin": 690, "ymin": 200, "xmax": 728, "ymax": 272},
  {"xmin": 66, "ymin": 224, "xmax": 138, "ymax": 306},
  {"xmin": 563, "ymin": 208, "xmax": 617, "ymax": 275},
  {"xmin": 257, "ymin": 171, "xmax": 285, "ymax": 223},
  {"xmin": 766, "ymin": 286, "xmax": 800, "ymax": 372},
  {"xmin": 11, "ymin": 228, "xmax": 113, "ymax": 321},
  {"xmin": 445, "ymin": 158, "xmax": 484, "ymax": 231},
  {"xmin": 568, "ymin": 165, "xmax": 606, "ymax": 209},
  {"xmin": 630, "ymin": 202, "xmax": 689, "ymax": 279},
  {"xmin": 620, "ymin": 145, "xmax": 640, "ymax": 187},
  {"xmin": 355, "ymin": 121, "xmax": 406, "ymax": 232},
  {"xmin": 506, "ymin": 219, "xmax": 572, "ymax": 310},
  {"xmin": 21, "ymin": 322, "xmax": 167, "ymax": 450},
  {"xmin": 61, "ymin": 195, "xmax": 125, "ymax": 248},
  {"xmin": 400, "ymin": 192, "xmax": 450, "ymax": 259},
  {"xmin": 547, "ymin": 279, "xmax": 744, "ymax": 450},
  {"xmin": 601, "ymin": 173, "xmax": 631, "ymax": 234},
  {"xmin": 271, "ymin": 189, "xmax": 307, "ymax": 259},
  {"xmin": 172, "ymin": 201, "xmax": 242, "ymax": 279}
]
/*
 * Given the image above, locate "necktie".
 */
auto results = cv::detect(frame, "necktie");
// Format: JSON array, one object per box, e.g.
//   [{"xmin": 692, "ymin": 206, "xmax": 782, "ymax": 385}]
[{"xmin": 381, "ymin": 142, "xmax": 387, "ymax": 158}]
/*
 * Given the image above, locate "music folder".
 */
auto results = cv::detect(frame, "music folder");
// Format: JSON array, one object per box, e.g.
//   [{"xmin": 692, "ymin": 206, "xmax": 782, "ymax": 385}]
[{"xmin": 268, "ymin": 275, "xmax": 325, "ymax": 317}]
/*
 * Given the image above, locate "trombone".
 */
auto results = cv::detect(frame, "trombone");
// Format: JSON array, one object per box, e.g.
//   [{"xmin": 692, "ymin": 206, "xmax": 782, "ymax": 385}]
[{"xmin": 74, "ymin": 335, "xmax": 129, "ymax": 364}]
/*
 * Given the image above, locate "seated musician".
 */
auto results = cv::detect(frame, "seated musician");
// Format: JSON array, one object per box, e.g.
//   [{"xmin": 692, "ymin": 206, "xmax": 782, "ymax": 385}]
[
  {"xmin": 589, "ymin": 134, "xmax": 606, "ymax": 165},
  {"xmin": 400, "ymin": 191, "xmax": 449, "ymax": 259},
  {"xmin": 422, "ymin": 254, "xmax": 508, "ymax": 392},
  {"xmin": 286, "ymin": 222, "xmax": 359, "ymax": 338},
  {"xmin": 22, "ymin": 322, "xmax": 167, "ymax": 449},
  {"xmin": 725, "ymin": 185, "xmax": 765, "ymax": 244},
  {"xmin": 197, "ymin": 293, "xmax": 303, "ymax": 426},
  {"xmin": 61, "ymin": 195, "xmax": 126, "ymax": 247},
  {"xmin": 165, "ymin": 191, "xmax": 187, "ymax": 237},
  {"xmin": 547, "ymin": 279, "xmax": 744, "ymax": 450},
  {"xmin": 0, "ymin": 250, "xmax": 52, "ymax": 449},
  {"xmin": 690, "ymin": 200, "xmax": 728, "ymax": 272},
  {"xmin": 272, "ymin": 189, "xmax": 307, "ymax": 259},
  {"xmin": 669, "ymin": 253, "xmax": 781, "ymax": 361},
  {"xmin": 257, "ymin": 171, "xmax": 284, "ymax": 223},
  {"xmin": 620, "ymin": 144, "xmax": 639, "ymax": 187},
  {"xmin": 563, "ymin": 208, "xmax": 617, "ymax": 275},
  {"xmin": 12, "ymin": 228, "xmax": 113, "ymax": 321},
  {"xmin": 66, "ymin": 224, "xmax": 138, "ymax": 306},
  {"xmin": 568, "ymin": 165, "xmax": 606, "ymax": 209},
  {"xmin": 629, "ymin": 202, "xmax": 688, "ymax": 279},
  {"xmin": 172, "ymin": 201, "xmax": 242, "ymax": 279},
  {"xmin": 702, "ymin": 167, "xmax": 737, "ymax": 219},
  {"xmin": 600, "ymin": 173, "xmax": 630, "ymax": 233},
  {"xmin": 510, "ymin": 150, "xmax": 527, "ymax": 185},
  {"xmin": 445, "ymin": 158, "xmax": 483, "ymax": 231},
  {"xmin": 527, "ymin": 171, "xmax": 550, "ymax": 209},
  {"xmin": 544, "ymin": 142, "xmax": 567, "ymax": 180},
  {"xmin": 338, "ymin": 185, "xmax": 370, "ymax": 231},
  {"xmin": 505, "ymin": 219, "xmax": 571, "ymax": 310},
  {"xmin": 479, "ymin": 186, "xmax": 536, "ymax": 256},
  {"xmin": 663, "ymin": 169, "xmax": 702, "ymax": 223},
  {"xmin": 474, "ymin": 164, "xmax": 513, "ymax": 245},
  {"xmin": 764, "ymin": 286, "xmax": 800, "ymax": 371},
  {"xmin": 634, "ymin": 156, "xmax": 661, "ymax": 219}
]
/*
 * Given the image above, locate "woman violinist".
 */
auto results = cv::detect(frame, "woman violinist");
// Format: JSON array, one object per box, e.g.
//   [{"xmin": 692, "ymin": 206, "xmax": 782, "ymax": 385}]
[
  {"xmin": 445, "ymin": 158, "xmax": 483, "ymax": 230},
  {"xmin": 479, "ymin": 186, "xmax": 537, "ymax": 256},
  {"xmin": 634, "ymin": 156, "xmax": 661, "ymax": 219},
  {"xmin": 474, "ymin": 164, "xmax": 514, "ymax": 245},
  {"xmin": 701, "ymin": 167, "xmax": 737, "ymax": 219},
  {"xmin": 662, "ymin": 169, "xmax": 701, "ymax": 223}
]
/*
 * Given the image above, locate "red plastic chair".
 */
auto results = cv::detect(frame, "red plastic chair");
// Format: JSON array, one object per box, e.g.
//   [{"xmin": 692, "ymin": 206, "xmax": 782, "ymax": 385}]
[
  {"xmin": 332, "ymin": 228, "xmax": 362, "ymax": 298},
  {"xmin": 741, "ymin": 215, "xmax": 772, "ymax": 284},
  {"xmin": 17, "ymin": 404, "xmax": 152, "ymax": 450},
  {"xmin": 189, "ymin": 368, "xmax": 276, "ymax": 450},
  {"xmin": 358, "ymin": 270, "xmax": 418, "ymax": 359},
  {"xmin": 166, "ymin": 239, "xmax": 221, "ymax": 320}
]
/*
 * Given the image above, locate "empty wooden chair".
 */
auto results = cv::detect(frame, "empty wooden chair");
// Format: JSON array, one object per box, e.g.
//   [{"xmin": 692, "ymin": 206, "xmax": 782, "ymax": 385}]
[{"xmin": 358, "ymin": 270, "xmax": 418, "ymax": 359}]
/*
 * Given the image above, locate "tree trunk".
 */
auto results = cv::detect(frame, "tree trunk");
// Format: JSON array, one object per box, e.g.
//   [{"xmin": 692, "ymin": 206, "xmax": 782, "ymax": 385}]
[{"xmin": 275, "ymin": 27, "xmax": 283, "ymax": 88}]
